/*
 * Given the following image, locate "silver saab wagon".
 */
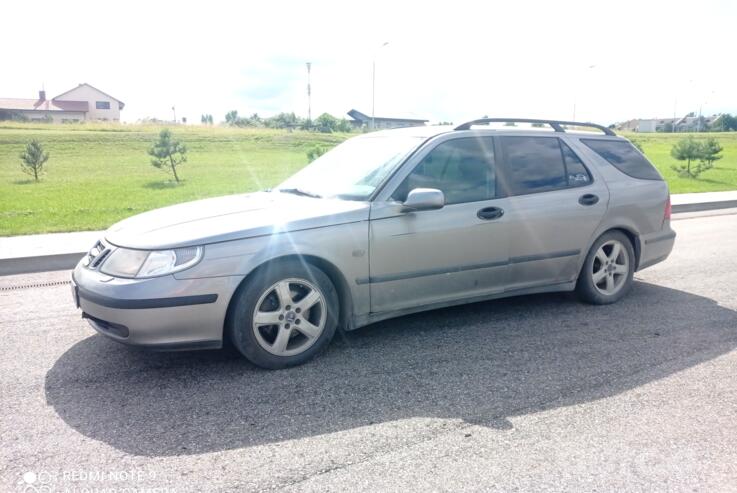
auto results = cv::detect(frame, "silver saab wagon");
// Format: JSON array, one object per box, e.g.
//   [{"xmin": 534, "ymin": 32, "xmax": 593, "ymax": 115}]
[{"xmin": 72, "ymin": 118, "xmax": 676, "ymax": 369}]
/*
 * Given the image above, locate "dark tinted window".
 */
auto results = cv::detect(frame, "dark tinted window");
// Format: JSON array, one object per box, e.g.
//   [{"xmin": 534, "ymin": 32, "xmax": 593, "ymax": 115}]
[
  {"xmin": 581, "ymin": 139, "xmax": 662, "ymax": 180},
  {"xmin": 498, "ymin": 136, "xmax": 567, "ymax": 195},
  {"xmin": 561, "ymin": 141, "xmax": 592, "ymax": 187},
  {"xmin": 96, "ymin": 101, "xmax": 111, "ymax": 110},
  {"xmin": 393, "ymin": 137, "xmax": 495, "ymax": 205}
]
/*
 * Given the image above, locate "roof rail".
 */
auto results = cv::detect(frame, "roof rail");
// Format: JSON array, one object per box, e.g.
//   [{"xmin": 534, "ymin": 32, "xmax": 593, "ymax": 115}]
[{"xmin": 454, "ymin": 118, "xmax": 616, "ymax": 136}]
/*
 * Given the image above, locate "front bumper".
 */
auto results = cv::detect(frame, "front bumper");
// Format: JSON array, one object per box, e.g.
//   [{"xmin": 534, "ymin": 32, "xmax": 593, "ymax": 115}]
[{"xmin": 71, "ymin": 259, "xmax": 243, "ymax": 350}]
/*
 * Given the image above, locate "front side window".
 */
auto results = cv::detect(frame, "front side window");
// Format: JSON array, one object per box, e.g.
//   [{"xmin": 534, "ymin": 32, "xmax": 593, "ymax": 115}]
[
  {"xmin": 96, "ymin": 101, "xmax": 111, "ymax": 110},
  {"xmin": 393, "ymin": 137, "xmax": 496, "ymax": 205}
]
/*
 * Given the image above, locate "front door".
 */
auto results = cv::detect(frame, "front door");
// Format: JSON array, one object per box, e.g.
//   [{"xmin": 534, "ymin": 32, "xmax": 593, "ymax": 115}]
[{"xmin": 368, "ymin": 136, "xmax": 510, "ymax": 313}]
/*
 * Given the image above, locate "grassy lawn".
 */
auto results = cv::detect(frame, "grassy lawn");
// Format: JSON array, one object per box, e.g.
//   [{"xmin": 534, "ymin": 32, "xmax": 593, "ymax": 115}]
[
  {"xmin": 1, "ymin": 123, "xmax": 736, "ymax": 236},
  {"xmin": 0, "ymin": 123, "xmax": 349, "ymax": 236}
]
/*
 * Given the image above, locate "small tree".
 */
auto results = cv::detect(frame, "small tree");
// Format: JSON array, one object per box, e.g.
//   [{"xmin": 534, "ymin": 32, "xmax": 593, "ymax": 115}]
[
  {"xmin": 314, "ymin": 113, "xmax": 338, "ymax": 133},
  {"xmin": 670, "ymin": 136, "xmax": 703, "ymax": 178},
  {"xmin": 225, "ymin": 110, "xmax": 239, "ymax": 126},
  {"xmin": 148, "ymin": 129, "xmax": 187, "ymax": 183},
  {"xmin": 200, "ymin": 114, "xmax": 213, "ymax": 125},
  {"xmin": 19, "ymin": 140, "xmax": 49, "ymax": 182},
  {"xmin": 695, "ymin": 137, "xmax": 723, "ymax": 175}
]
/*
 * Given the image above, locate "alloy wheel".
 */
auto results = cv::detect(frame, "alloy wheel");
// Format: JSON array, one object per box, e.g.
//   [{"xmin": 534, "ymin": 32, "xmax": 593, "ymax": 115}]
[
  {"xmin": 251, "ymin": 278, "xmax": 327, "ymax": 357},
  {"xmin": 592, "ymin": 239, "xmax": 629, "ymax": 296}
]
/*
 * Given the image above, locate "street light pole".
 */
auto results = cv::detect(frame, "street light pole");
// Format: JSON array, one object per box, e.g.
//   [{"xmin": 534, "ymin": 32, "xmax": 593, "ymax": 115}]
[
  {"xmin": 306, "ymin": 62, "xmax": 312, "ymax": 122},
  {"xmin": 371, "ymin": 41, "xmax": 389, "ymax": 130}
]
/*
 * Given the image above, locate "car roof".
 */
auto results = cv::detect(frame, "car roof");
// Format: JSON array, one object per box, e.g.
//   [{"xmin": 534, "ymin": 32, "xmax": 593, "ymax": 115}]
[{"xmin": 356, "ymin": 125, "xmax": 454, "ymax": 139}]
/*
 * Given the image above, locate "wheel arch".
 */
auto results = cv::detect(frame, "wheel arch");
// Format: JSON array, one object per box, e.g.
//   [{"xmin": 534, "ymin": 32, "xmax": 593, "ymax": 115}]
[
  {"xmin": 585, "ymin": 226, "xmax": 641, "ymax": 271},
  {"xmin": 223, "ymin": 254, "xmax": 354, "ymax": 342}
]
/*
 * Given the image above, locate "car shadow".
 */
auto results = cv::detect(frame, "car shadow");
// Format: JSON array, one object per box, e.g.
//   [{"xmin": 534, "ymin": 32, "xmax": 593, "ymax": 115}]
[{"xmin": 45, "ymin": 281, "xmax": 737, "ymax": 457}]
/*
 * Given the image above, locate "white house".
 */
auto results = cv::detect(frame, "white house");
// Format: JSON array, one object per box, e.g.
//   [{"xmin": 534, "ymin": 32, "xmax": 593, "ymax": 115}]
[{"xmin": 0, "ymin": 83, "xmax": 124, "ymax": 123}]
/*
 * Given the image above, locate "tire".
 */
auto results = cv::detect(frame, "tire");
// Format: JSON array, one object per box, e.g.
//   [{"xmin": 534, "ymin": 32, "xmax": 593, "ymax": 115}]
[
  {"xmin": 576, "ymin": 231, "xmax": 635, "ymax": 305},
  {"xmin": 227, "ymin": 259, "xmax": 339, "ymax": 369}
]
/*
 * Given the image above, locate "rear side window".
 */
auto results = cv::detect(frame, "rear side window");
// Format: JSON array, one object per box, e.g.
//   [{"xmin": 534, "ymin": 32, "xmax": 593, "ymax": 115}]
[
  {"xmin": 499, "ymin": 136, "xmax": 594, "ymax": 196},
  {"xmin": 561, "ymin": 141, "xmax": 592, "ymax": 187},
  {"xmin": 499, "ymin": 136, "xmax": 566, "ymax": 195},
  {"xmin": 581, "ymin": 139, "xmax": 662, "ymax": 180}
]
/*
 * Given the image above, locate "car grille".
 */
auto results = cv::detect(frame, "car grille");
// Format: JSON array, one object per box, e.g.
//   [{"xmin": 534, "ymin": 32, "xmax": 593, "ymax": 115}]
[{"xmin": 86, "ymin": 240, "xmax": 112, "ymax": 270}]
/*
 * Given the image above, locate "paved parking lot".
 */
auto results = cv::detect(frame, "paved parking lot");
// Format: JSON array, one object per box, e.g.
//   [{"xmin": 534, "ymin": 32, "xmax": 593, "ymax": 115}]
[{"xmin": 2, "ymin": 213, "xmax": 737, "ymax": 492}]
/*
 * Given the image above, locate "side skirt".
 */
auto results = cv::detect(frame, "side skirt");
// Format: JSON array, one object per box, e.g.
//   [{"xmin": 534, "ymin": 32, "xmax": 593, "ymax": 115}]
[{"xmin": 350, "ymin": 280, "xmax": 576, "ymax": 330}]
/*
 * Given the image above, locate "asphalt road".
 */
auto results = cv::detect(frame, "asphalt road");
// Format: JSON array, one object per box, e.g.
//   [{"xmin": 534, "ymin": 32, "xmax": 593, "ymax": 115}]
[{"xmin": 2, "ymin": 212, "xmax": 737, "ymax": 492}]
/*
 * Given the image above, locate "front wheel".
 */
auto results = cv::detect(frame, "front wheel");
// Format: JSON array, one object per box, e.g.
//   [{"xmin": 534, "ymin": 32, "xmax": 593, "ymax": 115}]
[
  {"xmin": 227, "ymin": 260, "xmax": 339, "ymax": 369},
  {"xmin": 576, "ymin": 231, "xmax": 635, "ymax": 305}
]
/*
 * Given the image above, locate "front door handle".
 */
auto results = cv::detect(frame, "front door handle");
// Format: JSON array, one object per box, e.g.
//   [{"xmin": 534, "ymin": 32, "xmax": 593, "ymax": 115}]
[
  {"xmin": 578, "ymin": 193, "xmax": 599, "ymax": 206},
  {"xmin": 477, "ymin": 206, "xmax": 504, "ymax": 220}
]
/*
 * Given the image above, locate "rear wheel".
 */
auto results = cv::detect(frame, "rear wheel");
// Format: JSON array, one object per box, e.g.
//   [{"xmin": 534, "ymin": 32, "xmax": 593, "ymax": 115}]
[
  {"xmin": 576, "ymin": 231, "xmax": 635, "ymax": 305},
  {"xmin": 227, "ymin": 260, "xmax": 339, "ymax": 369}
]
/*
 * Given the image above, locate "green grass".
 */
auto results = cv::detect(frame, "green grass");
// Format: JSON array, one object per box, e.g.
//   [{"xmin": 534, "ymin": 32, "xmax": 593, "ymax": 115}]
[
  {"xmin": 0, "ymin": 123, "xmax": 349, "ymax": 236},
  {"xmin": 1, "ymin": 123, "xmax": 736, "ymax": 236}
]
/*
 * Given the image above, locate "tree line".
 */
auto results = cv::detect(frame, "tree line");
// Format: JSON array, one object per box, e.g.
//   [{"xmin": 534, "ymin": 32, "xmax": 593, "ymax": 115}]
[{"xmin": 217, "ymin": 111, "xmax": 354, "ymax": 133}]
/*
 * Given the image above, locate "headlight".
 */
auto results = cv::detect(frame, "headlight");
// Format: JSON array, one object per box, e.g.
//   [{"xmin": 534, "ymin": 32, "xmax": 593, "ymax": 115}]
[{"xmin": 100, "ymin": 246, "xmax": 203, "ymax": 278}]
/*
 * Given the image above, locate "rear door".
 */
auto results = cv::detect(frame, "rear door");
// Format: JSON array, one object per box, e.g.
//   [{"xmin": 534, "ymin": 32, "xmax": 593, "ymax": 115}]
[{"xmin": 496, "ymin": 135, "xmax": 609, "ymax": 290}]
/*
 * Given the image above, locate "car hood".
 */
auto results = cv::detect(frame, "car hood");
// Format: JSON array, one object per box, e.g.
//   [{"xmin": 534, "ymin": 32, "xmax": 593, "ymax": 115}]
[{"xmin": 105, "ymin": 192, "xmax": 370, "ymax": 250}]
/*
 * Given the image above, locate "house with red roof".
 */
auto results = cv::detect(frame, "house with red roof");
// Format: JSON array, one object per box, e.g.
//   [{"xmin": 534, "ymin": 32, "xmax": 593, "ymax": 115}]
[{"xmin": 0, "ymin": 83, "xmax": 124, "ymax": 123}]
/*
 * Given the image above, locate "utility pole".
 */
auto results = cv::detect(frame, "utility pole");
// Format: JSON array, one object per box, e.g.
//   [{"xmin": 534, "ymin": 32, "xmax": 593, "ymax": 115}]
[
  {"xmin": 306, "ymin": 62, "xmax": 312, "ymax": 122},
  {"xmin": 172, "ymin": 106, "xmax": 176, "ymax": 124},
  {"xmin": 372, "ymin": 42, "xmax": 389, "ymax": 130}
]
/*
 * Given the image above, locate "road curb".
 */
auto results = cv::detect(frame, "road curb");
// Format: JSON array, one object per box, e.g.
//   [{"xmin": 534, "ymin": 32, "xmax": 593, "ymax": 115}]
[
  {"xmin": 671, "ymin": 199, "xmax": 737, "ymax": 214},
  {"xmin": 0, "ymin": 253, "xmax": 85, "ymax": 276}
]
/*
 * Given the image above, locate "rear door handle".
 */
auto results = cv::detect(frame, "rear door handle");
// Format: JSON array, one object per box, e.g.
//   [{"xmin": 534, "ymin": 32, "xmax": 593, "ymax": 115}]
[
  {"xmin": 578, "ymin": 194, "xmax": 599, "ymax": 206},
  {"xmin": 477, "ymin": 206, "xmax": 504, "ymax": 220}
]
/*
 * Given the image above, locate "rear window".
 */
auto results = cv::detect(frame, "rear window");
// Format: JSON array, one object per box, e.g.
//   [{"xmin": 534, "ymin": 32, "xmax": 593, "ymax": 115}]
[{"xmin": 581, "ymin": 139, "xmax": 662, "ymax": 180}]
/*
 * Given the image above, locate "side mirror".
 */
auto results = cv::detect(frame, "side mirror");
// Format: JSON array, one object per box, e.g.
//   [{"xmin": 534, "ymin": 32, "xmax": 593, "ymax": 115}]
[{"xmin": 402, "ymin": 188, "xmax": 445, "ymax": 212}]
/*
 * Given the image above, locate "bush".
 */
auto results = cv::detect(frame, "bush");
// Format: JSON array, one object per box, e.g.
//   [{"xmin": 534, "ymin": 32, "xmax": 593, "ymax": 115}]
[{"xmin": 306, "ymin": 144, "xmax": 328, "ymax": 162}]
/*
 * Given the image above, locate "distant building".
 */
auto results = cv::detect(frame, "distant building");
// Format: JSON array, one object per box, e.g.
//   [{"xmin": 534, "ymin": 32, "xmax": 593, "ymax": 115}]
[
  {"xmin": 0, "ymin": 83, "xmax": 124, "ymax": 123},
  {"xmin": 673, "ymin": 114, "xmax": 722, "ymax": 132},
  {"xmin": 617, "ymin": 114, "xmax": 723, "ymax": 133},
  {"xmin": 617, "ymin": 118, "xmax": 677, "ymax": 133},
  {"xmin": 347, "ymin": 109, "xmax": 427, "ymax": 130}
]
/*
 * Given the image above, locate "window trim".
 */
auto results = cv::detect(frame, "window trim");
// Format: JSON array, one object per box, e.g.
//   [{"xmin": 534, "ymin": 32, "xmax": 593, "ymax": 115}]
[
  {"xmin": 389, "ymin": 135, "xmax": 498, "ymax": 206},
  {"xmin": 95, "ymin": 101, "xmax": 111, "ymax": 110},
  {"xmin": 496, "ymin": 135, "xmax": 594, "ymax": 198}
]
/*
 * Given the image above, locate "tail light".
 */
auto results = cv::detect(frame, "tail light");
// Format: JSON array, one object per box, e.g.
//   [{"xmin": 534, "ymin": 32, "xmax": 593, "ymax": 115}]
[{"xmin": 664, "ymin": 195, "xmax": 672, "ymax": 221}]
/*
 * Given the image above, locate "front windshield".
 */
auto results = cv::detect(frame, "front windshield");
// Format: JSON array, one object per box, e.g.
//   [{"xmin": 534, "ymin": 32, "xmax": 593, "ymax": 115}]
[{"xmin": 276, "ymin": 136, "xmax": 423, "ymax": 200}]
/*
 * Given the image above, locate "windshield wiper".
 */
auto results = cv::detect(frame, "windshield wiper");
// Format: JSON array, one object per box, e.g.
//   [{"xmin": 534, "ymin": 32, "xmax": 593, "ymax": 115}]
[{"xmin": 278, "ymin": 188, "xmax": 322, "ymax": 199}]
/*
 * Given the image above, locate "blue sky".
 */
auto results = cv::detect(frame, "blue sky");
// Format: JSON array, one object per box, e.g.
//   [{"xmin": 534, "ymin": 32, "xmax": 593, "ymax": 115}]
[{"xmin": 2, "ymin": 0, "xmax": 735, "ymax": 124}]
